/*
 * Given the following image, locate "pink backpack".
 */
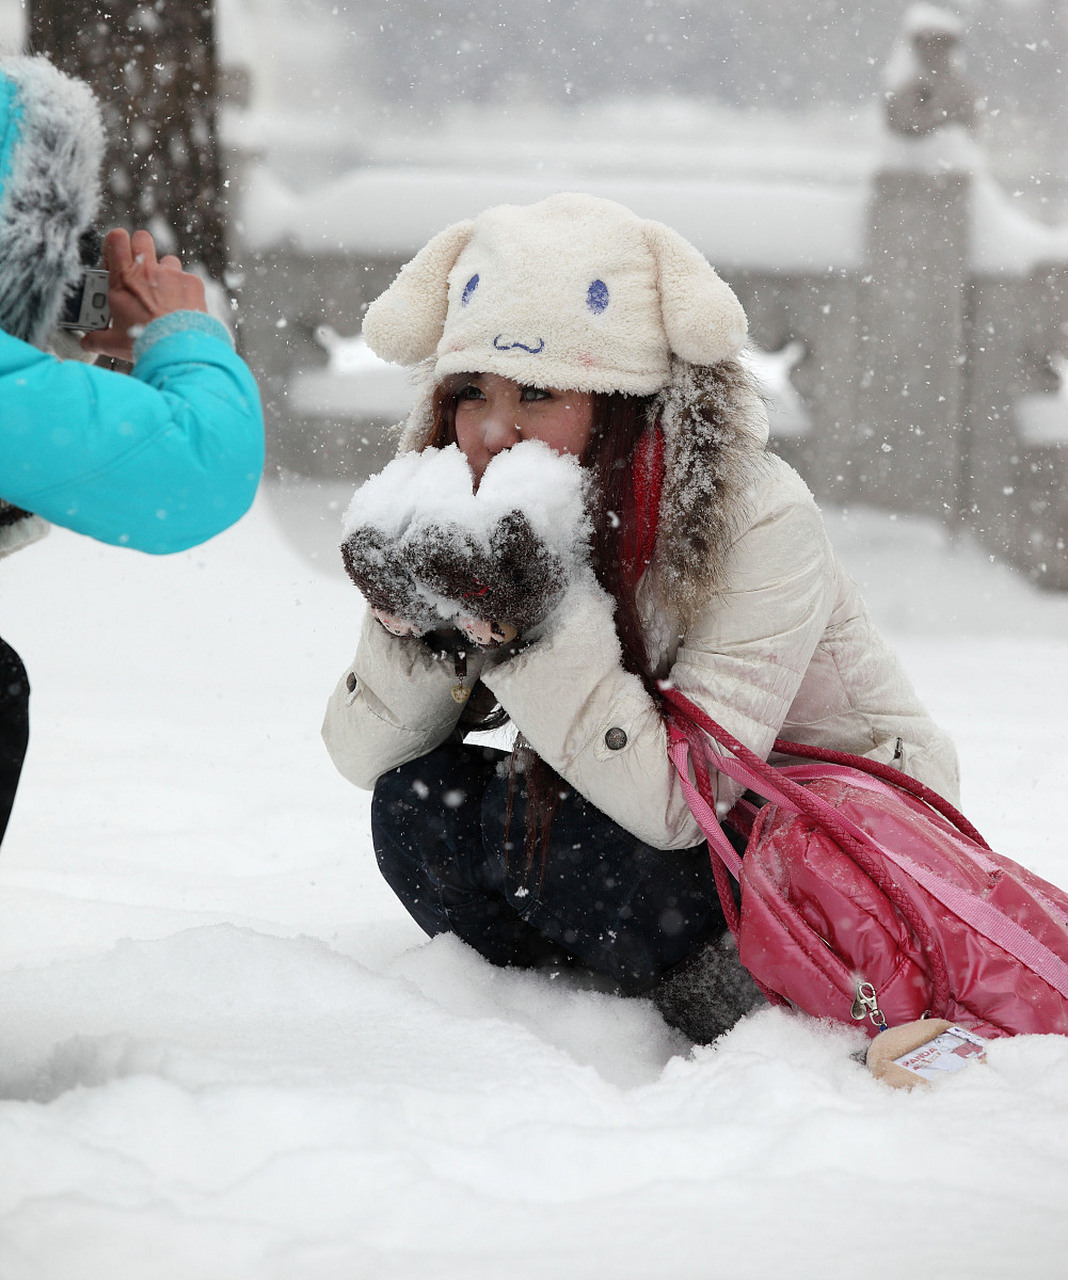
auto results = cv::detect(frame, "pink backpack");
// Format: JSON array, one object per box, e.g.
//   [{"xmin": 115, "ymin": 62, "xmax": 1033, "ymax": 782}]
[{"xmin": 663, "ymin": 687, "xmax": 1068, "ymax": 1039}]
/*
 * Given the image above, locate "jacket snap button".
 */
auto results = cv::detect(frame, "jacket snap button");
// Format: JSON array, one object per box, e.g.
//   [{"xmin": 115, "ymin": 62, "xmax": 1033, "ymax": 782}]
[
  {"xmin": 604, "ymin": 727, "xmax": 628, "ymax": 751},
  {"xmin": 346, "ymin": 671, "xmax": 357, "ymax": 693}
]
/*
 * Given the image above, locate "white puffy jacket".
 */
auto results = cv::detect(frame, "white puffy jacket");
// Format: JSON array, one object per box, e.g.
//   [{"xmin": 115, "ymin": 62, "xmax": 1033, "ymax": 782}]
[{"xmin": 322, "ymin": 419, "xmax": 959, "ymax": 851}]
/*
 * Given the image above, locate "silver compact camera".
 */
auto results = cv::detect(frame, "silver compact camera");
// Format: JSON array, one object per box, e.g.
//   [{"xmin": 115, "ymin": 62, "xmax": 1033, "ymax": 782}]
[
  {"xmin": 57, "ymin": 228, "xmax": 110, "ymax": 332},
  {"xmin": 58, "ymin": 267, "xmax": 110, "ymax": 331}
]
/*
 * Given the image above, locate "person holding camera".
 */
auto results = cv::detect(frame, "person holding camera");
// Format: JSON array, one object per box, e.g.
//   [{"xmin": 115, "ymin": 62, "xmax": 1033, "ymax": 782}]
[{"xmin": 0, "ymin": 54, "xmax": 265, "ymax": 847}]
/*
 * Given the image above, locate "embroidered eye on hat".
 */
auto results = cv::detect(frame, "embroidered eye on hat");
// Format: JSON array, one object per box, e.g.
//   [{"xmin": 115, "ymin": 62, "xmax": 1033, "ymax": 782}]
[{"xmin": 361, "ymin": 192, "xmax": 748, "ymax": 397}]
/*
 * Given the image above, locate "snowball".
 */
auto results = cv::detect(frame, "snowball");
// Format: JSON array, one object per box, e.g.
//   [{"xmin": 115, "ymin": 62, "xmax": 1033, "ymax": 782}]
[
  {"xmin": 343, "ymin": 439, "xmax": 590, "ymax": 561},
  {"xmin": 474, "ymin": 439, "xmax": 591, "ymax": 558},
  {"xmin": 341, "ymin": 443, "xmax": 474, "ymax": 539}
]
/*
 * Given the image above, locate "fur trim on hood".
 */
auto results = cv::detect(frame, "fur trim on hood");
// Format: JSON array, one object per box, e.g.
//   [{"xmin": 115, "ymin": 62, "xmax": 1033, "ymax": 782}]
[
  {"xmin": 648, "ymin": 358, "xmax": 770, "ymax": 624},
  {"xmin": 0, "ymin": 55, "xmax": 103, "ymax": 348}
]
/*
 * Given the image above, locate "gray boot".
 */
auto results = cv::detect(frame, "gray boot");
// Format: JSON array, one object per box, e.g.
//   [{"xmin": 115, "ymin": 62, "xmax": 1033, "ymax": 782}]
[{"xmin": 651, "ymin": 931, "xmax": 766, "ymax": 1044}]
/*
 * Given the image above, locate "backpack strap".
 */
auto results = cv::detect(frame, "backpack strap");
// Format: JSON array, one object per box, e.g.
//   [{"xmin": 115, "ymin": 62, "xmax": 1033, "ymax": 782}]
[{"xmin": 770, "ymin": 736, "xmax": 990, "ymax": 849}]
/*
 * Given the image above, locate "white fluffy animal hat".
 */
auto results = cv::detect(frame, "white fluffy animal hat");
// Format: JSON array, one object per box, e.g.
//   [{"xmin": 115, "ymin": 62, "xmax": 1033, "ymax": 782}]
[{"xmin": 362, "ymin": 192, "xmax": 748, "ymax": 396}]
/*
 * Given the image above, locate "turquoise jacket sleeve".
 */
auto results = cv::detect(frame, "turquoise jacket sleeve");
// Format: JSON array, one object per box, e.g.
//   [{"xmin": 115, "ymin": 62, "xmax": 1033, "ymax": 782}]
[{"xmin": 0, "ymin": 312, "xmax": 264, "ymax": 554}]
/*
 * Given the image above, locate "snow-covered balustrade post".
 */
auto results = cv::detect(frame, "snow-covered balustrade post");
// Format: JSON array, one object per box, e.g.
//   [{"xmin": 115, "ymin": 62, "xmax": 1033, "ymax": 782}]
[
  {"xmin": 854, "ymin": 4, "xmax": 978, "ymax": 524},
  {"xmin": 964, "ymin": 261, "xmax": 1068, "ymax": 589},
  {"xmin": 851, "ymin": 2, "xmax": 1068, "ymax": 588}
]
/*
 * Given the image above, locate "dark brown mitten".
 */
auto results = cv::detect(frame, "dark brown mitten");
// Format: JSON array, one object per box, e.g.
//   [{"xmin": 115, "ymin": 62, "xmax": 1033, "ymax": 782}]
[
  {"xmin": 400, "ymin": 521, "xmax": 484, "ymax": 610},
  {"xmin": 480, "ymin": 510, "xmax": 568, "ymax": 631},
  {"xmin": 340, "ymin": 525, "xmax": 439, "ymax": 634},
  {"xmin": 403, "ymin": 511, "xmax": 566, "ymax": 636}
]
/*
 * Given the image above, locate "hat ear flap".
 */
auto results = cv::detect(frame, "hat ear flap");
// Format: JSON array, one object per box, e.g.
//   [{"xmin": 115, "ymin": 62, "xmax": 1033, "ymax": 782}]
[
  {"xmin": 361, "ymin": 219, "xmax": 476, "ymax": 364},
  {"xmin": 642, "ymin": 219, "xmax": 748, "ymax": 366}
]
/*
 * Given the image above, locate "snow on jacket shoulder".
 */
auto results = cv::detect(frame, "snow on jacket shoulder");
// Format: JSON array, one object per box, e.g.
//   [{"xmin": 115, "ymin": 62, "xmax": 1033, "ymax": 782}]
[{"xmin": 0, "ymin": 312, "xmax": 264, "ymax": 554}]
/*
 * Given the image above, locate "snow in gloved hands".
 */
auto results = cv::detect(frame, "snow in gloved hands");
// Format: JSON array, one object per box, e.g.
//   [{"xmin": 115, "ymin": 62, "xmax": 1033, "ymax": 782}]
[
  {"xmin": 340, "ymin": 449, "xmax": 454, "ymax": 634},
  {"xmin": 340, "ymin": 441, "xmax": 591, "ymax": 637}
]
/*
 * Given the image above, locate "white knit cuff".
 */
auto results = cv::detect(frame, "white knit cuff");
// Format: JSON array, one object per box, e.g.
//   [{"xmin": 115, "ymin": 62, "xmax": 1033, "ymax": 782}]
[{"xmin": 133, "ymin": 311, "xmax": 234, "ymax": 362}]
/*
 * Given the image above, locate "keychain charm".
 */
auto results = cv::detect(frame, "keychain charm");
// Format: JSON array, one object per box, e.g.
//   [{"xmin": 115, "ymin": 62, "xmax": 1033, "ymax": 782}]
[{"xmin": 451, "ymin": 651, "xmax": 470, "ymax": 703}]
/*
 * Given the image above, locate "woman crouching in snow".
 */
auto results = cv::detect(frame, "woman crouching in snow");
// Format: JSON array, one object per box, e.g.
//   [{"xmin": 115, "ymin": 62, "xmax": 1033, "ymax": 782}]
[{"xmin": 322, "ymin": 193, "xmax": 959, "ymax": 1043}]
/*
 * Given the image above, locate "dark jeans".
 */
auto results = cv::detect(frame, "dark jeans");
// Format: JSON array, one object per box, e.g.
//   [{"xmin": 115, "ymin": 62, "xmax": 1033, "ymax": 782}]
[
  {"xmin": 371, "ymin": 741, "xmax": 725, "ymax": 993},
  {"xmin": 0, "ymin": 638, "xmax": 29, "ymax": 849}
]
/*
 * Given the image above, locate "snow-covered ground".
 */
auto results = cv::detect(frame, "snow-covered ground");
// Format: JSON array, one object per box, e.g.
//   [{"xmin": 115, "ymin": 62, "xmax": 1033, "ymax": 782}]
[{"xmin": 1, "ymin": 479, "xmax": 1067, "ymax": 1280}]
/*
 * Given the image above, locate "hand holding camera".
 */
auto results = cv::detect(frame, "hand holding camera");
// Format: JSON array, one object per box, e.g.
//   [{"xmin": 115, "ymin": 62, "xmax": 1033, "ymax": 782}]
[
  {"xmin": 78, "ymin": 229, "xmax": 208, "ymax": 362},
  {"xmin": 57, "ymin": 228, "xmax": 110, "ymax": 334}
]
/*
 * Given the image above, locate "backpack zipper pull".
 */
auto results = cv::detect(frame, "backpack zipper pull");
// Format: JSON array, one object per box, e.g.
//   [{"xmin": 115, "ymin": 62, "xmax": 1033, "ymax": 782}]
[
  {"xmin": 451, "ymin": 651, "xmax": 471, "ymax": 704},
  {"xmin": 851, "ymin": 979, "xmax": 888, "ymax": 1031}
]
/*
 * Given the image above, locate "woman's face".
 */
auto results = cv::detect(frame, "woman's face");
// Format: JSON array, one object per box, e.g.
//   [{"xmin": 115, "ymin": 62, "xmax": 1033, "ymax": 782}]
[{"xmin": 452, "ymin": 372, "xmax": 594, "ymax": 485}]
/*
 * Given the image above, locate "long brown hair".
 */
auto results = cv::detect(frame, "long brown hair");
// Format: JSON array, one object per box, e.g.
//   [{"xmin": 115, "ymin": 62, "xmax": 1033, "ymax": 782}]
[{"xmin": 427, "ymin": 377, "xmax": 659, "ymax": 874}]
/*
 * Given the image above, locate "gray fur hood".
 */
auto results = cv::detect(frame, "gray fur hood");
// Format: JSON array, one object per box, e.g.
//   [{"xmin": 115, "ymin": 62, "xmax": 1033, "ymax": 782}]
[
  {"xmin": 646, "ymin": 358, "xmax": 770, "ymax": 627},
  {"xmin": 0, "ymin": 55, "xmax": 104, "ymax": 558},
  {"xmin": 0, "ymin": 54, "xmax": 103, "ymax": 347}
]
